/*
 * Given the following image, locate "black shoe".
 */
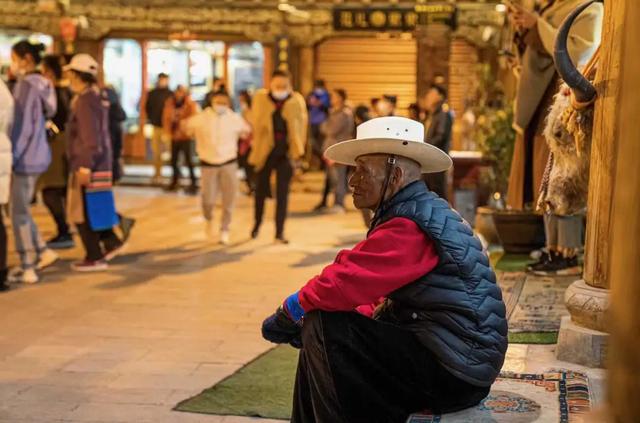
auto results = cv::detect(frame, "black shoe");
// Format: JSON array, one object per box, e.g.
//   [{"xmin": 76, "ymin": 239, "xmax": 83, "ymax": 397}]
[
  {"xmin": 313, "ymin": 203, "xmax": 328, "ymax": 213},
  {"xmin": 119, "ymin": 217, "xmax": 136, "ymax": 243},
  {"xmin": 251, "ymin": 226, "xmax": 260, "ymax": 239},
  {"xmin": 555, "ymin": 255, "xmax": 583, "ymax": 276},
  {"xmin": 184, "ymin": 185, "xmax": 198, "ymax": 196},
  {"xmin": 275, "ymin": 236, "xmax": 289, "ymax": 245},
  {"xmin": 0, "ymin": 269, "xmax": 9, "ymax": 292},
  {"xmin": 164, "ymin": 184, "xmax": 178, "ymax": 192},
  {"xmin": 46, "ymin": 233, "xmax": 75, "ymax": 250},
  {"xmin": 526, "ymin": 251, "xmax": 554, "ymax": 273},
  {"xmin": 531, "ymin": 253, "xmax": 577, "ymax": 276}
]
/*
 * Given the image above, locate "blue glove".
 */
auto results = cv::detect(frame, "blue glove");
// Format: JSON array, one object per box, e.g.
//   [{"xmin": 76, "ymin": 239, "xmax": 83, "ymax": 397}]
[{"xmin": 261, "ymin": 306, "xmax": 301, "ymax": 347}]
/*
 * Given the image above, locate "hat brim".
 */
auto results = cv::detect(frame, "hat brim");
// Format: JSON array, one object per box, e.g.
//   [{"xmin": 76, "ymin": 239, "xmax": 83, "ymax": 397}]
[
  {"xmin": 324, "ymin": 138, "xmax": 452, "ymax": 173},
  {"xmin": 63, "ymin": 64, "xmax": 97, "ymax": 76}
]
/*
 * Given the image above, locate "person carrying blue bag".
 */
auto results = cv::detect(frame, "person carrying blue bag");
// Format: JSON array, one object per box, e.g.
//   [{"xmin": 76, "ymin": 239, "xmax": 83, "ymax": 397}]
[{"xmin": 64, "ymin": 54, "xmax": 123, "ymax": 272}]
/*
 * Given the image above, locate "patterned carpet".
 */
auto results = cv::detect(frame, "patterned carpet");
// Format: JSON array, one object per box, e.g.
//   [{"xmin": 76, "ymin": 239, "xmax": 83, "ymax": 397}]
[
  {"xmin": 498, "ymin": 272, "xmax": 572, "ymax": 334},
  {"xmin": 407, "ymin": 371, "xmax": 590, "ymax": 423}
]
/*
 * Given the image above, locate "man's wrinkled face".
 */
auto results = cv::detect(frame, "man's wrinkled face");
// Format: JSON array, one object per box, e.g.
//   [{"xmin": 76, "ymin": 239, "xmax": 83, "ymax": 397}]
[{"xmin": 349, "ymin": 155, "xmax": 389, "ymax": 210}]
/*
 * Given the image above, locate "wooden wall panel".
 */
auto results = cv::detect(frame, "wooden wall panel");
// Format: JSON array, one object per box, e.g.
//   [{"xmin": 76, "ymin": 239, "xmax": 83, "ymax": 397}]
[{"xmin": 316, "ymin": 37, "xmax": 417, "ymax": 115}]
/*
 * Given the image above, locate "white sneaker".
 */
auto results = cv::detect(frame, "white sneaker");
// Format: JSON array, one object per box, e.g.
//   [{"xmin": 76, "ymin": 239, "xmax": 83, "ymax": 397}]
[
  {"xmin": 8, "ymin": 267, "xmax": 39, "ymax": 284},
  {"xmin": 37, "ymin": 248, "xmax": 59, "ymax": 270},
  {"xmin": 220, "ymin": 230, "xmax": 230, "ymax": 246},
  {"xmin": 205, "ymin": 220, "xmax": 216, "ymax": 239}
]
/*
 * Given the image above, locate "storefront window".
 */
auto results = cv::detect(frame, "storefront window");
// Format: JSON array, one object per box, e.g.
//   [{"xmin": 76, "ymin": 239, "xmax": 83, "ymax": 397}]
[
  {"xmin": 227, "ymin": 42, "xmax": 264, "ymax": 106},
  {"xmin": 103, "ymin": 39, "xmax": 142, "ymax": 124},
  {"xmin": 147, "ymin": 40, "xmax": 224, "ymax": 104},
  {"xmin": 0, "ymin": 31, "xmax": 53, "ymax": 80}
]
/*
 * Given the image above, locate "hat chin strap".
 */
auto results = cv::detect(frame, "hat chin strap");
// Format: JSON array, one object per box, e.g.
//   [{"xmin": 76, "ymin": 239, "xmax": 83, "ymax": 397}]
[{"xmin": 371, "ymin": 155, "xmax": 397, "ymax": 228}]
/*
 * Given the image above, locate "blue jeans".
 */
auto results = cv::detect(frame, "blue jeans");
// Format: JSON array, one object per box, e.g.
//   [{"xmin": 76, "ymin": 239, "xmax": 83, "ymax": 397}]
[{"xmin": 11, "ymin": 174, "xmax": 46, "ymax": 269}]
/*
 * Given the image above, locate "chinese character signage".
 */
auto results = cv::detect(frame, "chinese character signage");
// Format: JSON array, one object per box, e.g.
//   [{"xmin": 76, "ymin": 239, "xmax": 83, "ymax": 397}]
[
  {"xmin": 275, "ymin": 36, "xmax": 290, "ymax": 72},
  {"xmin": 333, "ymin": 4, "xmax": 456, "ymax": 31}
]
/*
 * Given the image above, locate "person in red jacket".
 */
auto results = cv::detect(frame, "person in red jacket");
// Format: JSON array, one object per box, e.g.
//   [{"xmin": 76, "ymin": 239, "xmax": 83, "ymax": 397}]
[{"xmin": 262, "ymin": 117, "xmax": 506, "ymax": 422}]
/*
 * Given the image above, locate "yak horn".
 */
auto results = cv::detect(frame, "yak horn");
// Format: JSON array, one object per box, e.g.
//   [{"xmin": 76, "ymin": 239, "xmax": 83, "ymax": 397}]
[{"xmin": 554, "ymin": 0, "xmax": 598, "ymax": 103}]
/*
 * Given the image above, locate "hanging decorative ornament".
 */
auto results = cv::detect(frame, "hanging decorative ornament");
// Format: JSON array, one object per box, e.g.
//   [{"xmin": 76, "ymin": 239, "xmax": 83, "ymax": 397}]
[{"xmin": 59, "ymin": 16, "xmax": 78, "ymax": 55}]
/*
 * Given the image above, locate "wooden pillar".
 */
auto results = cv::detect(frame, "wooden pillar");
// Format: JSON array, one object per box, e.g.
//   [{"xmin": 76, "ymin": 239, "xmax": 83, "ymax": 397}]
[
  {"xmin": 298, "ymin": 45, "xmax": 314, "ymax": 97},
  {"xmin": 555, "ymin": 0, "xmax": 620, "ymax": 368},
  {"xmin": 263, "ymin": 44, "xmax": 274, "ymax": 88},
  {"xmin": 582, "ymin": 0, "xmax": 625, "ymax": 290},
  {"xmin": 608, "ymin": 0, "xmax": 640, "ymax": 419}
]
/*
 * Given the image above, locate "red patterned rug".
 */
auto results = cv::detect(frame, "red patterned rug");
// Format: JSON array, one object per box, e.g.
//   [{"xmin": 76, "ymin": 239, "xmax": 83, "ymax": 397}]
[{"xmin": 407, "ymin": 370, "xmax": 590, "ymax": 423}]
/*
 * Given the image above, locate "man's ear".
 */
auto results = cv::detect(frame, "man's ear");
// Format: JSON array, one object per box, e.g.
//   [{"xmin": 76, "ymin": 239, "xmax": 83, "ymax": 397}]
[{"xmin": 392, "ymin": 165, "xmax": 404, "ymax": 185}]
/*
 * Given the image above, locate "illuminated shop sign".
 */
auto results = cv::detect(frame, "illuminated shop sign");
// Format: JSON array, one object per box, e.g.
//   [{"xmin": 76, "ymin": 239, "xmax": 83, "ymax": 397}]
[{"xmin": 333, "ymin": 4, "xmax": 457, "ymax": 31}]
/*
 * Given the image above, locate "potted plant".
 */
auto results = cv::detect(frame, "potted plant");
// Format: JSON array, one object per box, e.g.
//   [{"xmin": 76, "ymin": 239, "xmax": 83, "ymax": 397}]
[{"xmin": 475, "ymin": 104, "xmax": 545, "ymax": 253}]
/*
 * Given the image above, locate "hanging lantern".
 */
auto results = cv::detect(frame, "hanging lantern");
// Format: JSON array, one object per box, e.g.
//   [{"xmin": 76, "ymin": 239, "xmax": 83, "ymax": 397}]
[{"xmin": 59, "ymin": 17, "xmax": 77, "ymax": 55}]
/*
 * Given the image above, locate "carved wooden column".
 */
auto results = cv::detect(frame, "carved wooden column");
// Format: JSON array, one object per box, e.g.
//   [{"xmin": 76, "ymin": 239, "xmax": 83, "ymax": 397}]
[
  {"xmin": 555, "ymin": 0, "xmax": 623, "ymax": 368},
  {"xmin": 608, "ymin": 0, "xmax": 640, "ymax": 419}
]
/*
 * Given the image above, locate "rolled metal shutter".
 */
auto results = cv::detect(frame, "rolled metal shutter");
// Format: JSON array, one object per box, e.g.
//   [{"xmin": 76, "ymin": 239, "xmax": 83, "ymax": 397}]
[{"xmin": 316, "ymin": 37, "xmax": 417, "ymax": 115}]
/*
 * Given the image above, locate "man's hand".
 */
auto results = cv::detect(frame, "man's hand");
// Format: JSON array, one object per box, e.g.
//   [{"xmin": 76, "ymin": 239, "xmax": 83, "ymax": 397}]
[
  {"xmin": 507, "ymin": 1, "xmax": 538, "ymax": 31},
  {"xmin": 261, "ymin": 306, "xmax": 302, "ymax": 348},
  {"xmin": 75, "ymin": 167, "xmax": 91, "ymax": 187}
]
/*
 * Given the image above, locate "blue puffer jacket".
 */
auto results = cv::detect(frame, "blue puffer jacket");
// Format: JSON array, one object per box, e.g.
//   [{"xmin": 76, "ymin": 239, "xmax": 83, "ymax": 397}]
[
  {"xmin": 372, "ymin": 181, "xmax": 508, "ymax": 387},
  {"xmin": 10, "ymin": 73, "xmax": 55, "ymax": 175}
]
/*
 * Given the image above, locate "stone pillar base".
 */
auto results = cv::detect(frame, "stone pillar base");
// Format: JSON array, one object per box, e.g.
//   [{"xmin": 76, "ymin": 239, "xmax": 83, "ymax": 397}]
[{"xmin": 556, "ymin": 315, "xmax": 608, "ymax": 368}]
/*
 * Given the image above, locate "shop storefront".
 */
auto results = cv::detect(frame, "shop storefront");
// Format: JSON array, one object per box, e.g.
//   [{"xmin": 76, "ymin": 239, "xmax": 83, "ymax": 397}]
[{"xmin": 101, "ymin": 37, "xmax": 265, "ymax": 159}]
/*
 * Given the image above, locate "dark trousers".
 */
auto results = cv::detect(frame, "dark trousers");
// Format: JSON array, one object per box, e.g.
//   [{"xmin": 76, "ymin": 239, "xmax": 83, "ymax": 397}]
[
  {"xmin": 292, "ymin": 311, "xmax": 489, "ymax": 423},
  {"xmin": 42, "ymin": 187, "xmax": 70, "ymax": 237},
  {"xmin": 319, "ymin": 165, "xmax": 348, "ymax": 208},
  {"xmin": 76, "ymin": 223, "xmax": 122, "ymax": 261},
  {"xmin": 238, "ymin": 151, "xmax": 255, "ymax": 191},
  {"xmin": 310, "ymin": 124, "xmax": 325, "ymax": 166},
  {"xmin": 254, "ymin": 153, "xmax": 293, "ymax": 238},
  {"xmin": 171, "ymin": 140, "xmax": 196, "ymax": 187}
]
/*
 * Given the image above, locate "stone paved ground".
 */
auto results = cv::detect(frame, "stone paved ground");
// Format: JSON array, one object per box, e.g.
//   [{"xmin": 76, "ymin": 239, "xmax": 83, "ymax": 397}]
[{"xmin": 0, "ymin": 177, "xmax": 605, "ymax": 422}]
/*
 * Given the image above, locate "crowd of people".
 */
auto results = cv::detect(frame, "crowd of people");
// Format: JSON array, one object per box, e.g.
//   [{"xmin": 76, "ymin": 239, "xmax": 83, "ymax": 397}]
[
  {"xmin": 0, "ymin": 38, "xmax": 455, "ymax": 290},
  {"xmin": 0, "ymin": 41, "xmax": 135, "ymax": 289}
]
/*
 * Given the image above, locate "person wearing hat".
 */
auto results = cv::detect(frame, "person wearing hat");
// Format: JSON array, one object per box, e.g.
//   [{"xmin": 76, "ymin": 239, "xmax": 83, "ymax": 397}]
[
  {"xmin": 64, "ymin": 54, "xmax": 124, "ymax": 271},
  {"xmin": 261, "ymin": 116, "xmax": 507, "ymax": 422}
]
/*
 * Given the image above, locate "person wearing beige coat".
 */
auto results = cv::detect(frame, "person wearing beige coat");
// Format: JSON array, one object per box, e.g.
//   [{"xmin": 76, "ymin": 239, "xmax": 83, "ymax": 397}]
[
  {"xmin": 0, "ymin": 79, "xmax": 13, "ymax": 290},
  {"xmin": 249, "ymin": 70, "xmax": 308, "ymax": 243},
  {"xmin": 506, "ymin": 0, "xmax": 603, "ymax": 210}
]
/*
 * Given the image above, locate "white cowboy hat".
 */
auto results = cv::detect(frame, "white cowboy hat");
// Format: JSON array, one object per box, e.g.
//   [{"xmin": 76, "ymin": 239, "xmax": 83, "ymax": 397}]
[
  {"xmin": 324, "ymin": 116, "xmax": 452, "ymax": 173},
  {"xmin": 63, "ymin": 53, "xmax": 99, "ymax": 76}
]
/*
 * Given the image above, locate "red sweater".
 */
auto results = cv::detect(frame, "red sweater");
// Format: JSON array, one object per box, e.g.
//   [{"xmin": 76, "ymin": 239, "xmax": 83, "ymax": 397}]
[{"xmin": 286, "ymin": 217, "xmax": 439, "ymax": 319}]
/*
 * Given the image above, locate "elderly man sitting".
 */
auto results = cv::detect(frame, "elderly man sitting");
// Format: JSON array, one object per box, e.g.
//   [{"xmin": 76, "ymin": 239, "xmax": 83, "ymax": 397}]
[{"xmin": 262, "ymin": 117, "xmax": 507, "ymax": 422}]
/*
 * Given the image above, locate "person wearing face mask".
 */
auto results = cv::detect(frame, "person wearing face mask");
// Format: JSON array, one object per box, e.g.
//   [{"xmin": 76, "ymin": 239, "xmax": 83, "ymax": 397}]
[
  {"xmin": 237, "ymin": 90, "xmax": 255, "ymax": 194},
  {"xmin": 249, "ymin": 70, "xmax": 308, "ymax": 244},
  {"xmin": 64, "ymin": 54, "xmax": 124, "ymax": 272},
  {"xmin": 183, "ymin": 90, "xmax": 250, "ymax": 245},
  {"xmin": 8, "ymin": 40, "xmax": 59, "ymax": 284},
  {"xmin": 162, "ymin": 85, "xmax": 199, "ymax": 194},
  {"xmin": 376, "ymin": 94, "xmax": 397, "ymax": 117}
]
